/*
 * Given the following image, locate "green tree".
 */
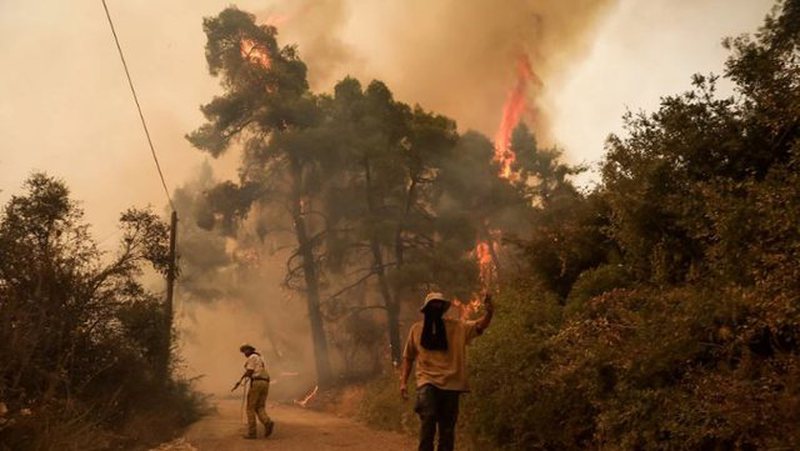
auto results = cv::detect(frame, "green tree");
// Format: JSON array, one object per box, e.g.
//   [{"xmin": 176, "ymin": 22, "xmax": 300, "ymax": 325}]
[
  {"xmin": 469, "ymin": 123, "xmax": 602, "ymax": 298},
  {"xmin": 0, "ymin": 173, "xmax": 190, "ymax": 448},
  {"xmin": 187, "ymin": 7, "xmax": 334, "ymax": 384},
  {"xmin": 321, "ymin": 78, "xmax": 467, "ymax": 364},
  {"xmin": 459, "ymin": 1, "xmax": 800, "ymax": 448}
]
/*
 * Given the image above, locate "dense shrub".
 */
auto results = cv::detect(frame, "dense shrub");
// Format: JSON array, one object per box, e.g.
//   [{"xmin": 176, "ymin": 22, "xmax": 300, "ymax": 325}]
[
  {"xmin": 565, "ymin": 263, "xmax": 631, "ymax": 313},
  {"xmin": 461, "ymin": 284, "xmax": 800, "ymax": 449},
  {"xmin": 0, "ymin": 174, "xmax": 205, "ymax": 450},
  {"xmin": 459, "ymin": 1, "xmax": 800, "ymax": 448},
  {"xmin": 357, "ymin": 368, "xmax": 419, "ymax": 436},
  {"xmin": 460, "ymin": 284, "xmax": 563, "ymax": 449}
]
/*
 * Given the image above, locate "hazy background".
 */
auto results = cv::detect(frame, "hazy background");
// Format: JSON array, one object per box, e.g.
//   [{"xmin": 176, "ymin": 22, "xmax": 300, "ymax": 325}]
[{"xmin": 0, "ymin": 0, "xmax": 774, "ymax": 393}]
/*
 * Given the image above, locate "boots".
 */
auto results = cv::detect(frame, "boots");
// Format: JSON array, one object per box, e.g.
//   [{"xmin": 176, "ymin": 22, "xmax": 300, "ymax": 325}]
[{"xmin": 243, "ymin": 422, "xmax": 273, "ymax": 439}]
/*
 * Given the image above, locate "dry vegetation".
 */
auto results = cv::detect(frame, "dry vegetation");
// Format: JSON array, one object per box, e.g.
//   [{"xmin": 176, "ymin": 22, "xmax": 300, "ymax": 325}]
[{"xmin": 0, "ymin": 175, "xmax": 206, "ymax": 450}]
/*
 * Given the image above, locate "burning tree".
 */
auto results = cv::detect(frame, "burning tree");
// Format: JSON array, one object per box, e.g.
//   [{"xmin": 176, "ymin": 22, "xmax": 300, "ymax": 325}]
[
  {"xmin": 186, "ymin": 7, "xmax": 576, "ymax": 378},
  {"xmin": 187, "ymin": 7, "xmax": 333, "ymax": 385}
]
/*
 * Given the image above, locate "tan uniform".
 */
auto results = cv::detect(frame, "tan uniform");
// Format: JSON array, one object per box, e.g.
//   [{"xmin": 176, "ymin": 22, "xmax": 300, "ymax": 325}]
[
  {"xmin": 244, "ymin": 353, "xmax": 272, "ymax": 435},
  {"xmin": 402, "ymin": 318, "xmax": 481, "ymax": 391}
]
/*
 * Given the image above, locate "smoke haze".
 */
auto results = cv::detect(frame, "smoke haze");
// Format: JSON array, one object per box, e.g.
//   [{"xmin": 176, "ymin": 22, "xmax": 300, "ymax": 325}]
[
  {"xmin": 0, "ymin": 0, "xmax": 774, "ymax": 392},
  {"xmin": 263, "ymin": 0, "xmax": 616, "ymax": 142}
]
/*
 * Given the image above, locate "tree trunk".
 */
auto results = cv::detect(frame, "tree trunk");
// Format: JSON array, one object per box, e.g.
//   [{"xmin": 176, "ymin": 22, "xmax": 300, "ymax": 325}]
[
  {"xmin": 289, "ymin": 156, "xmax": 332, "ymax": 386},
  {"xmin": 393, "ymin": 178, "xmax": 417, "ymax": 268},
  {"xmin": 370, "ymin": 238, "xmax": 402, "ymax": 365},
  {"xmin": 364, "ymin": 158, "xmax": 403, "ymax": 365},
  {"xmin": 161, "ymin": 210, "xmax": 178, "ymax": 381},
  {"xmin": 388, "ymin": 177, "xmax": 419, "ymax": 342}
]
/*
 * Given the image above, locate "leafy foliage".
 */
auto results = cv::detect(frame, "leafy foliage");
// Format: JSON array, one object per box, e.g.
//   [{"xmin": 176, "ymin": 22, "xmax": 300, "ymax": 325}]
[
  {"xmin": 457, "ymin": 1, "xmax": 800, "ymax": 448},
  {"xmin": 0, "ymin": 174, "xmax": 203, "ymax": 449},
  {"xmin": 183, "ymin": 2, "xmax": 799, "ymax": 448}
]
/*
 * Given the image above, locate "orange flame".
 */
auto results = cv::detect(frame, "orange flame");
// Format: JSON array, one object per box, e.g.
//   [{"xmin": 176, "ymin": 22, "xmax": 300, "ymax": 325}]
[
  {"xmin": 493, "ymin": 54, "xmax": 541, "ymax": 181},
  {"xmin": 452, "ymin": 297, "xmax": 482, "ymax": 320},
  {"xmin": 295, "ymin": 385, "xmax": 319, "ymax": 408},
  {"xmin": 475, "ymin": 240, "xmax": 495, "ymax": 289},
  {"xmin": 240, "ymin": 38, "xmax": 271, "ymax": 69},
  {"xmin": 453, "ymin": 239, "xmax": 498, "ymax": 319}
]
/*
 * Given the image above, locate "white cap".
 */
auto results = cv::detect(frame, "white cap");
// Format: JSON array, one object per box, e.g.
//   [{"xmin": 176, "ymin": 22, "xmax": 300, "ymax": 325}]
[{"xmin": 420, "ymin": 291, "xmax": 450, "ymax": 312}]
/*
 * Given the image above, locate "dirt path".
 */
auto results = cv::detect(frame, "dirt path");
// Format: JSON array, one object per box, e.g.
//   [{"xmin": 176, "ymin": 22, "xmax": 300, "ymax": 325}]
[{"xmin": 152, "ymin": 397, "xmax": 415, "ymax": 451}]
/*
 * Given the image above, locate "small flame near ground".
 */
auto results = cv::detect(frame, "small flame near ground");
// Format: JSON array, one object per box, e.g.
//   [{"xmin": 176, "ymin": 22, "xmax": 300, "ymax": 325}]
[
  {"xmin": 475, "ymin": 240, "xmax": 496, "ymax": 287},
  {"xmin": 295, "ymin": 385, "xmax": 319, "ymax": 408}
]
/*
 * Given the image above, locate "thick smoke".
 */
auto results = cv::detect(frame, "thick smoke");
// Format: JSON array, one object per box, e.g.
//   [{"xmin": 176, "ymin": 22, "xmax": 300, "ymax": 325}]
[
  {"xmin": 176, "ymin": 0, "xmax": 618, "ymax": 393},
  {"xmin": 0, "ymin": 0, "xmax": 618, "ymax": 397},
  {"xmin": 254, "ymin": 0, "xmax": 363, "ymax": 90},
  {"xmin": 172, "ymin": 164, "xmax": 317, "ymax": 397},
  {"xmin": 261, "ymin": 0, "xmax": 617, "ymax": 142}
]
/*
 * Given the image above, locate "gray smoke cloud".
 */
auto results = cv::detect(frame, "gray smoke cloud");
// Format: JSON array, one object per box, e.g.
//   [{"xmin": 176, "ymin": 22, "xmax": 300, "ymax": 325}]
[
  {"xmin": 260, "ymin": 0, "xmax": 617, "ymax": 143},
  {"xmin": 2, "ymin": 0, "xmax": 772, "ymax": 396}
]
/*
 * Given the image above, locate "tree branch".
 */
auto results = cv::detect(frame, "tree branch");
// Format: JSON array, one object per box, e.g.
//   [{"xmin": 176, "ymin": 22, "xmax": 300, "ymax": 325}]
[{"xmin": 323, "ymin": 270, "xmax": 377, "ymax": 303}]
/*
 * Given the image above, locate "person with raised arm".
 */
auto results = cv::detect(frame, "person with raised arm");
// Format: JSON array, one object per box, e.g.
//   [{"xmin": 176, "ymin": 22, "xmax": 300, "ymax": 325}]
[{"xmin": 400, "ymin": 291, "xmax": 494, "ymax": 451}]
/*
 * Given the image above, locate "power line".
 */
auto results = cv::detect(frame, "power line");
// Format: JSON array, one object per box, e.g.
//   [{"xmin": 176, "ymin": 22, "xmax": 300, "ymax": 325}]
[{"xmin": 100, "ymin": 0, "xmax": 175, "ymax": 212}]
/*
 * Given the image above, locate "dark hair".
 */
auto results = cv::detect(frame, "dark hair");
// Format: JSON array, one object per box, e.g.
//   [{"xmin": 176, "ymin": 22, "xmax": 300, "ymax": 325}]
[{"xmin": 420, "ymin": 307, "xmax": 448, "ymax": 351}]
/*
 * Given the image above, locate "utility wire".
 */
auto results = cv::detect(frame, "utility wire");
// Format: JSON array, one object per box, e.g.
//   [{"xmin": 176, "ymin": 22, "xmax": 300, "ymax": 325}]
[{"xmin": 100, "ymin": 0, "xmax": 175, "ymax": 212}]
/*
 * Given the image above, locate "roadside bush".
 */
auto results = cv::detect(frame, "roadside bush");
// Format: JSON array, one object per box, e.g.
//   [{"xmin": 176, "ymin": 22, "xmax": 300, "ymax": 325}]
[
  {"xmin": 0, "ymin": 174, "xmax": 205, "ymax": 450},
  {"xmin": 461, "ymin": 283, "xmax": 800, "ymax": 449},
  {"xmin": 357, "ymin": 367, "xmax": 418, "ymax": 436},
  {"xmin": 460, "ymin": 282, "xmax": 563, "ymax": 449}
]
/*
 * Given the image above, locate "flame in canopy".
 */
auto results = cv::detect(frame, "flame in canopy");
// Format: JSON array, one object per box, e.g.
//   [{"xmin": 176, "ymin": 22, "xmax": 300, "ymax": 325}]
[
  {"xmin": 493, "ymin": 54, "xmax": 541, "ymax": 180},
  {"xmin": 469, "ymin": 56, "xmax": 540, "ymax": 306},
  {"xmin": 240, "ymin": 38, "xmax": 271, "ymax": 69}
]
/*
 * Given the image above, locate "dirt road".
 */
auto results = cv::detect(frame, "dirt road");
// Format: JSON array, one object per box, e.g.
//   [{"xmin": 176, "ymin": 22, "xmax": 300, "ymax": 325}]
[{"xmin": 152, "ymin": 397, "xmax": 415, "ymax": 451}]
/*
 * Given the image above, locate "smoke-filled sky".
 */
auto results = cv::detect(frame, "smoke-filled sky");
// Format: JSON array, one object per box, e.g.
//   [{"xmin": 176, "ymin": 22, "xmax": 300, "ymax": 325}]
[
  {"xmin": 0, "ymin": 0, "xmax": 773, "ymax": 242},
  {"xmin": 0, "ymin": 0, "xmax": 775, "ymax": 394}
]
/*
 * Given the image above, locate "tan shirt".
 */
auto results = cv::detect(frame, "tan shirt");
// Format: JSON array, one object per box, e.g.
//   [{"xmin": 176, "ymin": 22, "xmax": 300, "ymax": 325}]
[
  {"xmin": 402, "ymin": 318, "xmax": 481, "ymax": 392},
  {"xmin": 245, "ymin": 353, "xmax": 269, "ymax": 379}
]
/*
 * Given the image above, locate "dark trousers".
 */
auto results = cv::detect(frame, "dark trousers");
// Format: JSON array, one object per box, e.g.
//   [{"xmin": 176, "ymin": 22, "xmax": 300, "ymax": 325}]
[{"xmin": 414, "ymin": 384, "xmax": 461, "ymax": 451}]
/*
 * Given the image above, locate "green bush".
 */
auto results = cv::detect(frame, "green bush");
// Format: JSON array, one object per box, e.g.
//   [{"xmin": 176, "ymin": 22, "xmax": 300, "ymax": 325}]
[
  {"xmin": 460, "ymin": 283, "xmax": 800, "ymax": 449},
  {"xmin": 565, "ymin": 264, "xmax": 631, "ymax": 314},
  {"xmin": 460, "ymin": 282, "xmax": 564, "ymax": 449},
  {"xmin": 357, "ymin": 368, "xmax": 418, "ymax": 436},
  {"xmin": 0, "ymin": 174, "xmax": 206, "ymax": 450}
]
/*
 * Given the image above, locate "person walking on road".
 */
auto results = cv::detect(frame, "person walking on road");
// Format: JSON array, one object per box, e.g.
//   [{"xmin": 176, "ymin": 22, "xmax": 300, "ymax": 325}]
[
  {"xmin": 400, "ymin": 291, "xmax": 494, "ymax": 451},
  {"xmin": 232, "ymin": 343, "xmax": 275, "ymax": 439}
]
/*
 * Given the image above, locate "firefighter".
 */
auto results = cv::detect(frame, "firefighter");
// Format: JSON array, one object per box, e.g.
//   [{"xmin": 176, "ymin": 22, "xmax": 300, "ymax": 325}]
[
  {"xmin": 400, "ymin": 292, "xmax": 494, "ymax": 451},
  {"xmin": 233, "ymin": 343, "xmax": 274, "ymax": 439}
]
